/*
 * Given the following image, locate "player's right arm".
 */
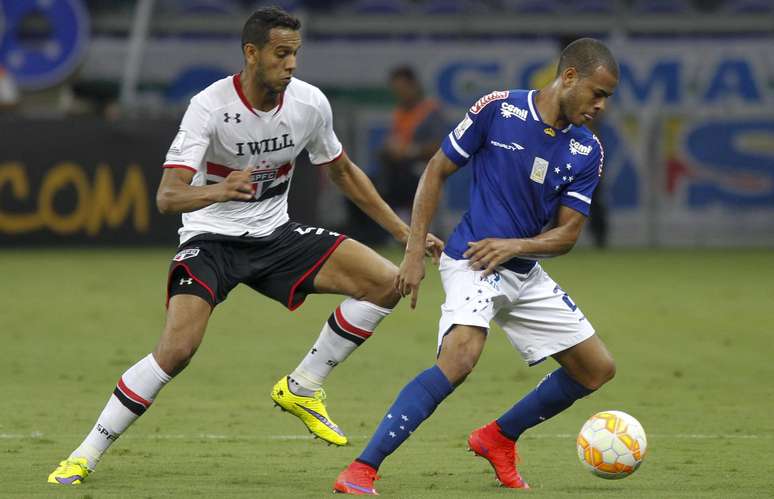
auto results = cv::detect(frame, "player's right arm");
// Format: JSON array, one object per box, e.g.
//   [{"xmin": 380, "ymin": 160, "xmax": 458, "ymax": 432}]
[
  {"xmin": 397, "ymin": 91, "xmax": 500, "ymax": 308},
  {"xmin": 156, "ymin": 94, "xmax": 254, "ymax": 214},
  {"xmin": 156, "ymin": 167, "xmax": 254, "ymax": 214},
  {"xmin": 396, "ymin": 149, "xmax": 459, "ymax": 309}
]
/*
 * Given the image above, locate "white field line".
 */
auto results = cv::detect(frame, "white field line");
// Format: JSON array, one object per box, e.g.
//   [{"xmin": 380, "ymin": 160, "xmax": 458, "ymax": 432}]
[{"xmin": 0, "ymin": 432, "xmax": 770, "ymax": 440}]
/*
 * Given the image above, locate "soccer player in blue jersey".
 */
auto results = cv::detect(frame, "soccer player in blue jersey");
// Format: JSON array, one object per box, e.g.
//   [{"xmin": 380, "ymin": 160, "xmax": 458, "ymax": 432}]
[{"xmin": 334, "ymin": 38, "xmax": 619, "ymax": 494}]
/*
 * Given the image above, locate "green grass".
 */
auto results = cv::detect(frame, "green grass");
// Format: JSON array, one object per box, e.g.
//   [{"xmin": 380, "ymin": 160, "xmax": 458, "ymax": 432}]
[{"xmin": 2, "ymin": 248, "xmax": 773, "ymax": 498}]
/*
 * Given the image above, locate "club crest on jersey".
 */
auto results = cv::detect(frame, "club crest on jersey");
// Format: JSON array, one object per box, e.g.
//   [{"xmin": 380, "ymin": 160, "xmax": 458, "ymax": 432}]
[
  {"xmin": 569, "ymin": 138, "xmax": 592, "ymax": 156},
  {"xmin": 173, "ymin": 248, "xmax": 200, "ymax": 261},
  {"xmin": 469, "ymin": 90, "xmax": 509, "ymax": 115}
]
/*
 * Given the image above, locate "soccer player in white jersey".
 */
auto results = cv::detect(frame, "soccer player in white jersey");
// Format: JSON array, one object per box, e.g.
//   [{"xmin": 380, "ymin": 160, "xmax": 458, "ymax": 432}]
[
  {"xmin": 334, "ymin": 39, "xmax": 619, "ymax": 494},
  {"xmin": 48, "ymin": 7, "xmax": 443, "ymax": 485}
]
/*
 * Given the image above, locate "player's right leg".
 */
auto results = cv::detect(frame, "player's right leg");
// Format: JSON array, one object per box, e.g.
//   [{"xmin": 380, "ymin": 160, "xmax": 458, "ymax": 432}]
[
  {"xmin": 333, "ymin": 324, "xmax": 485, "ymax": 494},
  {"xmin": 48, "ymin": 294, "xmax": 212, "ymax": 485}
]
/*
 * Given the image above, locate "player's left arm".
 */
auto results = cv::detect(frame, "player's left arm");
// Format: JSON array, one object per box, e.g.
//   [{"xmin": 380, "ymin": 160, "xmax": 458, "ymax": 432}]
[
  {"xmin": 464, "ymin": 206, "xmax": 587, "ymax": 275},
  {"xmin": 326, "ymin": 153, "xmax": 444, "ymax": 259},
  {"xmin": 466, "ymin": 136, "xmax": 603, "ymax": 275}
]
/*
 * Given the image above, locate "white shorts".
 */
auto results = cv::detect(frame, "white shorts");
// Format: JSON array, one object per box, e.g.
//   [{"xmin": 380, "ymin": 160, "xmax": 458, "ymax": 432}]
[{"xmin": 437, "ymin": 253, "xmax": 595, "ymax": 366}]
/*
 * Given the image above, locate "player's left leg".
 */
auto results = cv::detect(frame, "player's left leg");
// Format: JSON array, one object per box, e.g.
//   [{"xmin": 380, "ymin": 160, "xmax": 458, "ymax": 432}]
[{"xmin": 271, "ymin": 238, "xmax": 400, "ymax": 445}]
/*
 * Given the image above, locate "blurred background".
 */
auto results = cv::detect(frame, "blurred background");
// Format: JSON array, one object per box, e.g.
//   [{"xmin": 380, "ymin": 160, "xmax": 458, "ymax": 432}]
[{"xmin": 1, "ymin": 0, "xmax": 773, "ymax": 248}]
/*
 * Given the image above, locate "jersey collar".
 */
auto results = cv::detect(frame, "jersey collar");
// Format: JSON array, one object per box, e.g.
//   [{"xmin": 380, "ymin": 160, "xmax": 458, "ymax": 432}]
[
  {"xmin": 232, "ymin": 73, "xmax": 284, "ymax": 117},
  {"xmin": 527, "ymin": 89, "xmax": 573, "ymax": 134}
]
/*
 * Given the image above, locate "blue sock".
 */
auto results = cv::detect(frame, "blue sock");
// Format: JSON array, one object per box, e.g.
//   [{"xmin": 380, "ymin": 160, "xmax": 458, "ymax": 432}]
[
  {"xmin": 496, "ymin": 367, "xmax": 593, "ymax": 441},
  {"xmin": 357, "ymin": 365, "xmax": 454, "ymax": 469}
]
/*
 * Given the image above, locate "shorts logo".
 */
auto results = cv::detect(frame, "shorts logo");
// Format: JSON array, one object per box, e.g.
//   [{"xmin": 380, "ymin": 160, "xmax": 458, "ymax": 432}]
[
  {"xmin": 179, "ymin": 277, "xmax": 193, "ymax": 285},
  {"xmin": 294, "ymin": 226, "xmax": 340, "ymax": 237},
  {"xmin": 469, "ymin": 90, "xmax": 509, "ymax": 115},
  {"xmin": 173, "ymin": 248, "xmax": 200, "ymax": 261},
  {"xmin": 480, "ymin": 271, "xmax": 501, "ymax": 291},
  {"xmin": 569, "ymin": 138, "xmax": 592, "ymax": 156},
  {"xmin": 454, "ymin": 114, "xmax": 473, "ymax": 139},
  {"xmin": 530, "ymin": 157, "xmax": 548, "ymax": 184}
]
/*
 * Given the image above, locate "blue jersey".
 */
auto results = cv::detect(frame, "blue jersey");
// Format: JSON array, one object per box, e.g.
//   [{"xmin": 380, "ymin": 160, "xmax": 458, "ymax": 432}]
[{"xmin": 441, "ymin": 89, "xmax": 604, "ymax": 273}]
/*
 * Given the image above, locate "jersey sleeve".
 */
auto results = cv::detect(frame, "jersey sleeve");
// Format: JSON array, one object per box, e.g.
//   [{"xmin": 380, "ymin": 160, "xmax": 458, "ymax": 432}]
[
  {"xmin": 163, "ymin": 95, "xmax": 212, "ymax": 173},
  {"xmin": 561, "ymin": 136, "xmax": 604, "ymax": 216},
  {"xmin": 440, "ymin": 90, "xmax": 508, "ymax": 167},
  {"xmin": 306, "ymin": 90, "xmax": 344, "ymax": 166}
]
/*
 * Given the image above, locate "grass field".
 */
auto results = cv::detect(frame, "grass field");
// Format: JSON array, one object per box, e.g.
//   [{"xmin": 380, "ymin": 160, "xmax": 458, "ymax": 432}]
[{"xmin": 2, "ymin": 247, "xmax": 773, "ymax": 498}]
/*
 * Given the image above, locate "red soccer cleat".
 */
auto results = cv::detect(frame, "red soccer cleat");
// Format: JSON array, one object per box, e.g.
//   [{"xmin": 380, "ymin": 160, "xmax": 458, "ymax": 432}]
[
  {"xmin": 467, "ymin": 421, "xmax": 529, "ymax": 489},
  {"xmin": 333, "ymin": 461, "xmax": 381, "ymax": 495}
]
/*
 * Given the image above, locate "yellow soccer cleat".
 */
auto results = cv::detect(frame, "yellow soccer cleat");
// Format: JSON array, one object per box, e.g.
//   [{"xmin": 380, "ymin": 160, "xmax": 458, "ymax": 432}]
[
  {"xmin": 271, "ymin": 376, "xmax": 348, "ymax": 446},
  {"xmin": 47, "ymin": 457, "xmax": 90, "ymax": 485}
]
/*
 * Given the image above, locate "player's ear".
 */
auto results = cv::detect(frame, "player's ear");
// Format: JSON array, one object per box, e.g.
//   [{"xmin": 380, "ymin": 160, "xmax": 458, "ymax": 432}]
[
  {"xmin": 561, "ymin": 67, "xmax": 578, "ymax": 88},
  {"xmin": 243, "ymin": 43, "xmax": 259, "ymax": 65}
]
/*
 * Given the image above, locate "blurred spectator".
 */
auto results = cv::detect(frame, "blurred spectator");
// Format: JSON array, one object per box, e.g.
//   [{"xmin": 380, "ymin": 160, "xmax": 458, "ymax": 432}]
[
  {"xmin": 0, "ymin": 65, "xmax": 20, "ymax": 110},
  {"xmin": 379, "ymin": 65, "xmax": 446, "ymax": 222}
]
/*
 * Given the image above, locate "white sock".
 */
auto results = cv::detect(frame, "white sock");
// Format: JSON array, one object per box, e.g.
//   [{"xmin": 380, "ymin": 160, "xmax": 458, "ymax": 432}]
[
  {"xmin": 289, "ymin": 298, "xmax": 392, "ymax": 394},
  {"xmin": 70, "ymin": 353, "xmax": 171, "ymax": 469}
]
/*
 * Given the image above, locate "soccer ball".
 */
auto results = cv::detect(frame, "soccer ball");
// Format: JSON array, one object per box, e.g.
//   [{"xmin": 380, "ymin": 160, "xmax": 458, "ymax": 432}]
[{"xmin": 576, "ymin": 410, "xmax": 647, "ymax": 479}]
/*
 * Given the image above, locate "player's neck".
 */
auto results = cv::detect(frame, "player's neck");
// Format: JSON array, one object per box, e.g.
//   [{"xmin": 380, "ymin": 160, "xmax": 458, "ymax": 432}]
[
  {"xmin": 534, "ymin": 83, "xmax": 570, "ymax": 130},
  {"xmin": 240, "ymin": 70, "xmax": 280, "ymax": 112}
]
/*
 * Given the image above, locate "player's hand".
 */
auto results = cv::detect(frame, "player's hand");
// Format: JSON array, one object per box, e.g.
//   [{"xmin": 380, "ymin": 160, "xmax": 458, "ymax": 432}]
[
  {"xmin": 395, "ymin": 252, "xmax": 426, "ymax": 310},
  {"xmin": 424, "ymin": 233, "xmax": 444, "ymax": 265},
  {"xmin": 464, "ymin": 238, "xmax": 520, "ymax": 277},
  {"xmin": 216, "ymin": 169, "xmax": 255, "ymax": 202}
]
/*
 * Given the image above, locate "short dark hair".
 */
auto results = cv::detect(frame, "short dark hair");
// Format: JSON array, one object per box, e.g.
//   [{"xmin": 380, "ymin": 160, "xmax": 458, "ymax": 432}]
[
  {"xmin": 556, "ymin": 38, "xmax": 618, "ymax": 79},
  {"xmin": 241, "ymin": 6, "xmax": 301, "ymax": 48},
  {"xmin": 389, "ymin": 65, "xmax": 418, "ymax": 83}
]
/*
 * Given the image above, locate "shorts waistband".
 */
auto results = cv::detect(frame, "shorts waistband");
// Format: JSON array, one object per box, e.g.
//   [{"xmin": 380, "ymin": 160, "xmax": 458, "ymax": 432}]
[{"xmin": 501, "ymin": 257, "xmax": 537, "ymax": 274}]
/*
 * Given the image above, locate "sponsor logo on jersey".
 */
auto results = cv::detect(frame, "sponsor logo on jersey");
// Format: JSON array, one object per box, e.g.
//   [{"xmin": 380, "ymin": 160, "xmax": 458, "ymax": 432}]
[
  {"xmin": 454, "ymin": 114, "xmax": 473, "ymax": 139},
  {"xmin": 500, "ymin": 102, "xmax": 528, "ymax": 121},
  {"xmin": 469, "ymin": 90, "xmax": 510, "ymax": 115},
  {"xmin": 530, "ymin": 157, "xmax": 548, "ymax": 184},
  {"xmin": 544, "ymin": 127, "xmax": 556, "ymax": 137},
  {"xmin": 168, "ymin": 130, "xmax": 186, "ymax": 154},
  {"xmin": 223, "ymin": 112, "xmax": 241, "ymax": 123},
  {"xmin": 569, "ymin": 138, "xmax": 592, "ymax": 156},
  {"xmin": 173, "ymin": 248, "xmax": 200, "ymax": 261},
  {"xmin": 490, "ymin": 140, "xmax": 524, "ymax": 151},
  {"xmin": 235, "ymin": 133, "xmax": 295, "ymax": 156}
]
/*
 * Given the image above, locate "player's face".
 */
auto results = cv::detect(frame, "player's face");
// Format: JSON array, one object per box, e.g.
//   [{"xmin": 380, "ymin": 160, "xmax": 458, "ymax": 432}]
[
  {"xmin": 559, "ymin": 65, "xmax": 618, "ymax": 126},
  {"xmin": 245, "ymin": 28, "xmax": 301, "ymax": 94}
]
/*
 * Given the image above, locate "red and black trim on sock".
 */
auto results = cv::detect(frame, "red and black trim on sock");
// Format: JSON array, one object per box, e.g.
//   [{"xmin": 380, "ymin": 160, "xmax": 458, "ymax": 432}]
[
  {"xmin": 113, "ymin": 377, "xmax": 152, "ymax": 416},
  {"xmin": 327, "ymin": 306, "xmax": 373, "ymax": 346}
]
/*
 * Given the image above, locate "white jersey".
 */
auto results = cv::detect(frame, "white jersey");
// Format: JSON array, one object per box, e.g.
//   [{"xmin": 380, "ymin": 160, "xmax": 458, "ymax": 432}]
[{"xmin": 163, "ymin": 74, "xmax": 343, "ymax": 244}]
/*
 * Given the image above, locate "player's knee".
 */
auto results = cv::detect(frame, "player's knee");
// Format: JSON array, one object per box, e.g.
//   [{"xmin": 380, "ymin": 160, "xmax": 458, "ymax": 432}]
[
  {"xmin": 154, "ymin": 332, "xmax": 201, "ymax": 377},
  {"xmin": 586, "ymin": 358, "xmax": 616, "ymax": 390},
  {"xmin": 359, "ymin": 264, "xmax": 400, "ymax": 308}
]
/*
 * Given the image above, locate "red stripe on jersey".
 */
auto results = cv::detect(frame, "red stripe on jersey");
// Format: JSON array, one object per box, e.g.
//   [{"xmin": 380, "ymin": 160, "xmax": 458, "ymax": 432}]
[
  {"xmin": 206, "ymin": 162, "xmax": 238, "ymax": 178},
  {"xmin": 334, "ymin": 307, "xmax": 372, "ymax": 340},
  {"xmin": 287, "ymin": 235, "xmax": 346, "ymax": 311},
  {"xmin": 117, "ymin": 378, "xmax": 152, "ymax": 408},
  {"xmin": 276, "ymin": 162, "xmax": 293, "ymax": 177},
  {"xmin": 163, "ymin": 164, "xmax": 197, "ymax": 173},
  {"xmin": 232, "ymin": 73, "xmax": 258, "ymax": 116},
  {"xmin": 313, "ymin": 149, "xmax": 344, "ymax": 167}
]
